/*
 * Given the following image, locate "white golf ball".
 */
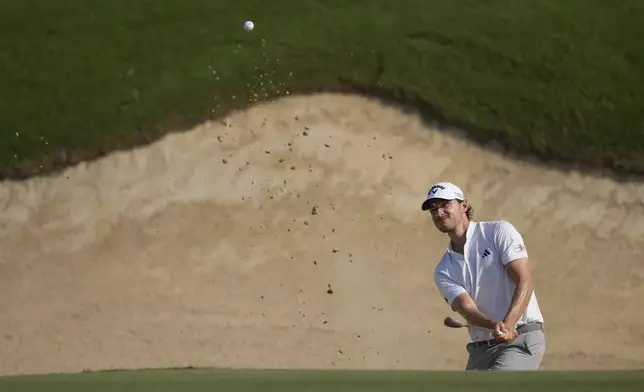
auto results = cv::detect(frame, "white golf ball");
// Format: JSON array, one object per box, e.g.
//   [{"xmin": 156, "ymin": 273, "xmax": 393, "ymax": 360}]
[{"xmin": 244, "ymin": 21, "xmax": 254, "ymax": 31}]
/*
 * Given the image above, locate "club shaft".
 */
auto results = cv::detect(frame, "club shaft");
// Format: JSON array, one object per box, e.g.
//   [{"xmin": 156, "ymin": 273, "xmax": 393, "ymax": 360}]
[{"xmin": 445, "ymin": 317, "xmax": 502, "ymax": 333}]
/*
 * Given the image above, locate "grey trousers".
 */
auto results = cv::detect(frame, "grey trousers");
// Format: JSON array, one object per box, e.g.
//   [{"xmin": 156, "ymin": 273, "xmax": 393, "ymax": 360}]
[{"xmin": 465, "ymin": 330, "xmax": 546, "ymax": 371}]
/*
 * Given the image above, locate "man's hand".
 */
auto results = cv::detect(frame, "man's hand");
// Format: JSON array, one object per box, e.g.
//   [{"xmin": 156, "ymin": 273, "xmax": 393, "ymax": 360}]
[
  {"xmin": 492, "ymin": 321, "xmax": 507, "ymax": 336},
  {"xmin": 492, "ymin": 322, "xmax": 518, "ymax": 342}
]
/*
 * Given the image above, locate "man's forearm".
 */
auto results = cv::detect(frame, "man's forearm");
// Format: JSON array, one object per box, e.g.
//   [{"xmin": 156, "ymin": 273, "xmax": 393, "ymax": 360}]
[
  {"xmin": 503, "ymin": 279, "xmax": 533, "ymax": 327},
  {"xmin": 457, "ymin": 306, "xmax": 497, "ymax": 330}
]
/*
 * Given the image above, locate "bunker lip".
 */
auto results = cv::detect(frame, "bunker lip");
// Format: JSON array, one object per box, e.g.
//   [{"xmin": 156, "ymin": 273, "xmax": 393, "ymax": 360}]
[{"xmin": 4, "ymin": 86, "xmax": 644, "ymax": 184}]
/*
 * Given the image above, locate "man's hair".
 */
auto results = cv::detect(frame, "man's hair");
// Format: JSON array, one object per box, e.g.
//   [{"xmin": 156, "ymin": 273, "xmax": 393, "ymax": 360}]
[
  {"xmin": 466, "ymin": 204, "xmax": 474, "ymax": 220},
  {"xmin": 459, "ymin": 201, "xmax": 474, "ymax": 220}
]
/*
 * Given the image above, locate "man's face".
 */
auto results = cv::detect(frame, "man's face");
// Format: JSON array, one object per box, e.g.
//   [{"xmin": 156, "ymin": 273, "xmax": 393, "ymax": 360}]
[{"xmin": 426, "ymin": 198, "xmax": 467, "ymax": 233}]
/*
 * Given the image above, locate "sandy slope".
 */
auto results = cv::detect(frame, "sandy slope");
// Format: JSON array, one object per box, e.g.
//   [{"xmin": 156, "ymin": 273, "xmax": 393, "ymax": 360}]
[{"xmin": 1, "ymin": 93, "xmax": 643, "ymax": 376}]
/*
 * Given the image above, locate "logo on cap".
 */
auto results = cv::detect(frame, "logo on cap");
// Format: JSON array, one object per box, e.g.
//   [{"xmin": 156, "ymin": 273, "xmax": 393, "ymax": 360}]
[{"xmin": 429, "ymin": 185, "xmax": 445, "ymax": 195}]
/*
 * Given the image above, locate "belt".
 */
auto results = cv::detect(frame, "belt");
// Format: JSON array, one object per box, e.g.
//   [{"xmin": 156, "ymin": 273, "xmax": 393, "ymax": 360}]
[{"xmin": 468, "ymin": 322, "xmax": 544, "ymax": 349}]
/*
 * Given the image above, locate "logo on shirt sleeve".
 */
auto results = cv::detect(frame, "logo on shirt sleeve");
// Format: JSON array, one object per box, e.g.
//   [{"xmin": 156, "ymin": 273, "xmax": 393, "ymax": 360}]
[{"xmin": 513, "ymin": 244, "xmax": 526, "ymax": 252}]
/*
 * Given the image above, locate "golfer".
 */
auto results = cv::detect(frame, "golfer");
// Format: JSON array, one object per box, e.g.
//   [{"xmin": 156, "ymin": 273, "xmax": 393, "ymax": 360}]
[{"xmin": 421, "ymin": 182, "xmax": 546, "ymax": 370}]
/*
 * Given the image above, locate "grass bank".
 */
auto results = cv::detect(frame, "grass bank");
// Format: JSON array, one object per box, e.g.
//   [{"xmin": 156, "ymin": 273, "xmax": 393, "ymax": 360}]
[
  {"xmin": 2, "ymin": 0, "xmax": 643, "ymax": 179},
  {"xmin": 1, "ymin": 368, "xmax": 644, "ymax": 392}
]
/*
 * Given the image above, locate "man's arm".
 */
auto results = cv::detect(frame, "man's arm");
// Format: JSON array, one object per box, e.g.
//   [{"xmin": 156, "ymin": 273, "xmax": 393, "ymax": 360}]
[
  {"xmin": 502, "ymin": 257, "xmax": 534, "ymax": 328},
  {"xmin": 451, "ymin": 292, "xmax": 501, "ymax": 331},
  {"xmin": 435, "ymin": 262, "xmax": 506, "ymax": 337},
  {"xmin": 493, "ymin": 221, "xmax": 532, "ymax": 330}
]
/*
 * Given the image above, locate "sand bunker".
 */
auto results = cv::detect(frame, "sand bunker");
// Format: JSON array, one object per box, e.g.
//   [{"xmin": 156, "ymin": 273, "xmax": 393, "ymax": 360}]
[{"xmin": 1, "ymin": 93, "xmax": 643, "ymax": 376}]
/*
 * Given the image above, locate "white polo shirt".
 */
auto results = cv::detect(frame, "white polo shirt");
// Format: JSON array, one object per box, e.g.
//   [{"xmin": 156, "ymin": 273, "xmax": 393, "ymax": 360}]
[{"xmin": 434, "ymin": 220, "xmax": 544, "ymax": 342}]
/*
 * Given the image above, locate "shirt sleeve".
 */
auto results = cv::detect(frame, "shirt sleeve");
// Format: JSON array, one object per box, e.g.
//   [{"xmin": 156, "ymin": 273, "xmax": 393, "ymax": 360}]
[
  {"xmin": 494, "ymin": 220, "xmax": 529, "ymax": 265},
  {"xmin": 434, "ymin": 267, "xmax": 467, "ymax": 306}
]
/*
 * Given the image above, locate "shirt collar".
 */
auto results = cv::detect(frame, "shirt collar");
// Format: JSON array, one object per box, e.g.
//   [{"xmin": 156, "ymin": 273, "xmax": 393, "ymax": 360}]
[{"xmin": 446, "ymin": 221, "xmax": 476, "ymax": 254}]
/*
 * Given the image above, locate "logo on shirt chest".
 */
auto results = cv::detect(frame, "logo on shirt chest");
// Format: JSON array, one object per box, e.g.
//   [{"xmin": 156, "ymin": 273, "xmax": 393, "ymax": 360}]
[{"xmin": 481, "ymin": 248, "xmax": 491, "ymax": 258}]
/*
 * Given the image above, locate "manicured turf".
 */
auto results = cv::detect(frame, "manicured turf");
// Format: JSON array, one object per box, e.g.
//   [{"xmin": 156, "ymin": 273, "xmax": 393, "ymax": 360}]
[
  {"xmin": 1, "ymin": 369, "xmax": 644, "ymax": 392},
  {"xmin": 2, "ymin": 0, "xmax": 643, "ymax": 179}
]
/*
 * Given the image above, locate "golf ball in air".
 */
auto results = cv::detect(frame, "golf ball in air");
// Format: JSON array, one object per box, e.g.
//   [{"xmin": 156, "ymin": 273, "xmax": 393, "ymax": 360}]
[{"xmin": 244, "ymin": 21, "xmax": 254, "ymax": 31}]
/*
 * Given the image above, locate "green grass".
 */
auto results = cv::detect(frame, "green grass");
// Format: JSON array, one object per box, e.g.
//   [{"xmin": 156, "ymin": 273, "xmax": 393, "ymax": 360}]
[
  {"xmin": 1, "ymin": 368, "xmax": 644, "ymax": 392},
  {"xmin": 2, "ymin": 0, "xmax": 644, "ymax": 179}
]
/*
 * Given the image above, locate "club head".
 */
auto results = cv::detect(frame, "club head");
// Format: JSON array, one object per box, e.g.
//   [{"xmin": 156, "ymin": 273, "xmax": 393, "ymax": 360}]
[{"xmin": 443, "ymin": 316, "xmax": 466, "ymax": 328}]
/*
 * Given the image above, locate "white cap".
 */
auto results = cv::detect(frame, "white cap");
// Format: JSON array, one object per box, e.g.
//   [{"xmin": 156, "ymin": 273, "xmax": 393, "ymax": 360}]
[{"xmin": 421, "ymin": 182, "xmax": 465, "ymax": 211}]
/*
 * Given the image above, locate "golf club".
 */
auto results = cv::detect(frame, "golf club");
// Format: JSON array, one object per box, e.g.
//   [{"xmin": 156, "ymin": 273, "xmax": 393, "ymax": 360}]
[{"xmin": 443, "ymin": 316, "xmax": 505, "ymax": 336}]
